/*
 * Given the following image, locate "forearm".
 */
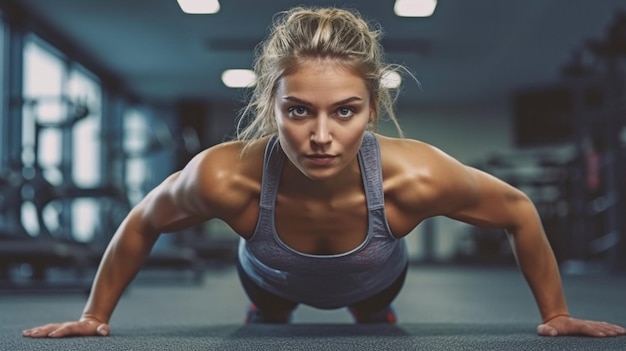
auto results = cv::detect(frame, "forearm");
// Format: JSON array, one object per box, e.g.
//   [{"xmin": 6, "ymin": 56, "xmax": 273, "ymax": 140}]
[
  {"xmin": 81, "ymin": 209, "xmax": 160, "ymax": 323},
  {"xmin": 508, "ymin": 204, "xmax": 569, "ymax": 322}
]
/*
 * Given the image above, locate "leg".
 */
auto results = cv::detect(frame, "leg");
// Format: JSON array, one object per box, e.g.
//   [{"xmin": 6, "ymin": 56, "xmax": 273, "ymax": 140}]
[
  {"xmin": 348, "ymin": 264, "xmax": 408, "ymax": 324},
  {"xmin": 236, "ymin": 261, "xmax": 298, "ymax": 323}
]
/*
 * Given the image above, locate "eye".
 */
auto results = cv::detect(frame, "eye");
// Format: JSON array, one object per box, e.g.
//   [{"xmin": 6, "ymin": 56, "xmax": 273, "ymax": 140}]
[
  {"xmin": 336, "ymin": 107, "xmax": 355, "ymax": 119},
  {"xmin": 287, "ymin": 106, "xmax": 309, "ymax": 118}
]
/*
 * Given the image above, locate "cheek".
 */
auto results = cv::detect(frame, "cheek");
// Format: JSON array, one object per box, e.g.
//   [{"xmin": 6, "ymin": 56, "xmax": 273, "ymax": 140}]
[
  {"xmin": 347, "ymin": 130, "xmax": 367, "ymax": 151},
  {"xmin": 332, "ymin": 122, "xmax": 367, "ymax": 151},
  {"xmin": 275, "ymin": 118, "xmax": 305, "ymax": 151},
  {"xmin": 275, "ymin": 112, "xmax": 308, "ymax": 144}
]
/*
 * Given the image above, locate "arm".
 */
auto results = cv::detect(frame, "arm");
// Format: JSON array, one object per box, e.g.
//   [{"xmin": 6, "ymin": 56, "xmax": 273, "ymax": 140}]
[
  {"xmin": 446, "ymin": 169, "xmax": 571, "ymax": 322},
  {"xmin": 22, "ymin": 147, "xmax": 233, "ymax": 338},
  {"xmin": 386, "ymin": 138, "xmax": 625, "ymax": 337},
  {"xmin": 444, "ymin": 164, "xmax": 624, "ymax": 337},
  {"xmin": 80, "ymin": 169, "xmax": 213, "ymax": 332}
]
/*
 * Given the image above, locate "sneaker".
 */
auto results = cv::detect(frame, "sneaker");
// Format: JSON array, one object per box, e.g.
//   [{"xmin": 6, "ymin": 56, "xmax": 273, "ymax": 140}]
[
  {"xmin": 244, "ymin": 303, "xmax": 293, "ymax": 324},
  {"xmin": 349, "ymin": 305, "xmax": 397, "ymax": 324}
]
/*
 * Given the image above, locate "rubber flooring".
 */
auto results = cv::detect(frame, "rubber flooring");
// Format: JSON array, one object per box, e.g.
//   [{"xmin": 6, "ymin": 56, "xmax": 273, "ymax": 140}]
[{"xmin": 1, "ymin": 265, "xmax": 625, "ymax": 350}]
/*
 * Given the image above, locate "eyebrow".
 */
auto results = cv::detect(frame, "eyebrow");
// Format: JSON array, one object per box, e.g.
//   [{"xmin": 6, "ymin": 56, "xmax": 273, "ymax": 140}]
[{"xmin": 281, "ymin": 96, "xmax": 364, "ymax": 106}]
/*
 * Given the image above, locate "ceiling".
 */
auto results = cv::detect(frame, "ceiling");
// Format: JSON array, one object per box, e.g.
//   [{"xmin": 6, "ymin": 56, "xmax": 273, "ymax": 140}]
[{"xmin": 9, "ymin": 0, "xmax": 626, "ymax": 108}]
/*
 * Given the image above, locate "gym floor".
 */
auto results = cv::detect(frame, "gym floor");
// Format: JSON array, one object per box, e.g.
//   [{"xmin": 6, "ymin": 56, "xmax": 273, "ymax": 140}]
[{"xmin": 2, "ymin": 264, "xmax": 625, "ymax": 350}]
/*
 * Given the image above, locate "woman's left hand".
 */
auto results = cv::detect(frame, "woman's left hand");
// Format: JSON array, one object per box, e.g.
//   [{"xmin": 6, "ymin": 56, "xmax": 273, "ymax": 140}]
[{"xmin": 537, "ymin": 315, "xmax": 626, "ymax": 337}]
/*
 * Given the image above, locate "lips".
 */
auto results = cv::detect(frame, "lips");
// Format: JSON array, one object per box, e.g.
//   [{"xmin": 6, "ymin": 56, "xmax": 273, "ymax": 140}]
[{"xmin": 305, "ymin": 154, "xmax": 336, "ymax": 166}]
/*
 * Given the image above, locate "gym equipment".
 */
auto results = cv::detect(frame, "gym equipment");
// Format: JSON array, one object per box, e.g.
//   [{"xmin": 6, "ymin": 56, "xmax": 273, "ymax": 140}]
[
  {"xmin": 561, "ymin": 11, "xmax": 626, "ymax": 273},
  {"xmin": 0, "ymin": 96, "xmax": 120, "ymax": 292}
]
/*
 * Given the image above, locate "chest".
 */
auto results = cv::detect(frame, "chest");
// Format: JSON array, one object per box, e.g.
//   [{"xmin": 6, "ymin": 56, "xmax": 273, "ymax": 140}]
[{"xmin": 273, "ymin": 193, "xmax": 369, "ymax": 255}]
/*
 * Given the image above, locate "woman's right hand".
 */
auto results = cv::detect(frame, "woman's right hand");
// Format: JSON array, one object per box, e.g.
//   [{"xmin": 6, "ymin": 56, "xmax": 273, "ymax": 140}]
[{"xmin": 22, "ymin": 317, "xmax": 110, "ymax": 338}]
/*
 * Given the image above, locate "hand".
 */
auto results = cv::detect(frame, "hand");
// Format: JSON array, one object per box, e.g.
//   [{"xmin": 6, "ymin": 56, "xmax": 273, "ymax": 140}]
[
  {"xmin": 22, "ymin": 317, "xmax": 110, "ymax": 338},
  {"xmin": 537, "ymin": 315, "xmax": 626, "ymax": 337}
]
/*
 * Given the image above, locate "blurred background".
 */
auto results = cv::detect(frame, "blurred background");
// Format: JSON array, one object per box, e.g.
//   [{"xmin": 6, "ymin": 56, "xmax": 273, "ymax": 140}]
[{"xmin": 0, "ymin": 0, "xmax": 625, "ymax": 293}]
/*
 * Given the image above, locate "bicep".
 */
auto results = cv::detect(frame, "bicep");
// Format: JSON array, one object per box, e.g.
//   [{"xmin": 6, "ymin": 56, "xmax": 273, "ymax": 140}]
[
  {"xmin": 445, "ymin": 166, "xmax": 537, "ymax": 231},
  {"xmin": 137, "ymin": 157, "xmax": 216, "ymax": 234}
]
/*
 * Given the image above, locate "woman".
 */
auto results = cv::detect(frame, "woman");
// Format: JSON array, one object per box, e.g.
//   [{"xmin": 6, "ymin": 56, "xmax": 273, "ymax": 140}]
[{"xmin": 23, "ymin": 6, "xmax": 625, "ymax": 338}]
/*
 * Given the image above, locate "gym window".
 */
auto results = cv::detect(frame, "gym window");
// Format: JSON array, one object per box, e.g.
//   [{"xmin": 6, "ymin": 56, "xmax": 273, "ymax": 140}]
[
  {"xmin": 123, "ymin": 106, "xmax": 150, "ymax": 205},
  {"xmin": 22, "ymin": 35, "xmax": 104, "ymax": 242},
  {"xmin": 21, "ymin": 36, "xmax": 65, "ymax": 236}
]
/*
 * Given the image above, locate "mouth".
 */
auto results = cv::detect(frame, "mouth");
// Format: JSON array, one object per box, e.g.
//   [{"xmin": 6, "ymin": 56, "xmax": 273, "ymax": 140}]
[{"xmin": 305, "ymin": 154, "xmax": 336, "ymax": 166}]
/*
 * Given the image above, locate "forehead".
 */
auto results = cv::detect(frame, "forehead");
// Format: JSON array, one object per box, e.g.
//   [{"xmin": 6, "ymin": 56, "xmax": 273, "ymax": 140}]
[{"xmin": 276, "ymin": 59, "xmax": 369, "ymax": 101}]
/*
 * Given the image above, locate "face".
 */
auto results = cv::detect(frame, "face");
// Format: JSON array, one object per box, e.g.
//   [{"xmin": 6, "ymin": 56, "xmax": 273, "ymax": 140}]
[{"xmin": 274, "ymin": 59, "xmax": 374, "ymax": 181}]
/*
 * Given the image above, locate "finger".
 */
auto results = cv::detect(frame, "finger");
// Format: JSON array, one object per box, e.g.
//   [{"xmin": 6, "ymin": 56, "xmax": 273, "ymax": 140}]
[
  {"xmin": 537, "ymin": 323, "xmax": 558, "ymax": 337},
  {"xmin": 579, "ymin": 321, "xmax": 626, "ymax": 337},
  {"xmin": 96, "ymin": 324, "xmax": 110, "ymax": 336},
  {"xmin": 566, "ymin": 321, "xmax": 618, "ymax": 337},
  {"xmin": 47, "ymin": 322, "xmax": 101, "ymax": 338},
  {"xmin": 591, "ymin": 322, "xmax": 626, "ymax": 337},
  {"xmin": 22, "ymin": 324, "xmax": 62, "ymax": 338},
  {"xmin": 577, "ymin": 322, "xmax": 610, "ymax": 337}
]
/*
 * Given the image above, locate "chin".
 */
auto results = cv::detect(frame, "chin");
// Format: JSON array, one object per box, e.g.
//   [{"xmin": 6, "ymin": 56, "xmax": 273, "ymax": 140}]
[
  {"xmin": 303, "ymin": 171, "xmax": 335, "ymax": 181},
  {"xmin": 299, "ymin": 167, "xmax": 340, "ymax": 181}
]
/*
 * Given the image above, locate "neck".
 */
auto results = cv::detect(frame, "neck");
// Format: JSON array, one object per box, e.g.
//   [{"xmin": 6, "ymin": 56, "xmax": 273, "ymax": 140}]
[{"xmin": 280, "ymin": 157, "xmax": 363, "ymax": 200}]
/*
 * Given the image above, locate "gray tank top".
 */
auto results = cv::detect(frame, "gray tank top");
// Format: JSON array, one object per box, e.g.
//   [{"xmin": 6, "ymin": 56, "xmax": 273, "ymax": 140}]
[{"xmin": 238, "ymin": 132, "xmax": 408, "ymax": 309}]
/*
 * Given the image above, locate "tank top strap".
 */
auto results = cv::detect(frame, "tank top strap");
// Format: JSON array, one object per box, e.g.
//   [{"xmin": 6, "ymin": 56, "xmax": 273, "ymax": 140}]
[
  {"xmin": 260, "ymin": 136, "xmax": 284, "ymax": 210},
  {"xmin": 358, "ymin": 132, "xmax": 385, "ymax": 210}
]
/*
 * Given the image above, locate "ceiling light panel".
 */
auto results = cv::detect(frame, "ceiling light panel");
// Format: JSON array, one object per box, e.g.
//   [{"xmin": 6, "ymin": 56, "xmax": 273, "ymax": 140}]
[
  {"xmin": 177, "ymin": 0, "xmax": 220, "ymax": 14},
  {"xmin": 221, "ymin": 69, "xmax": 256, "ymax": 88},
  {"xmin": 394, "ymin": 0, "xmax": 437, "ymax": 17}
]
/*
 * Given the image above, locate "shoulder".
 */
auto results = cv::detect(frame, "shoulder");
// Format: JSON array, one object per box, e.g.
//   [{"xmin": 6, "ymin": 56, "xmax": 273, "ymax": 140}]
[
  {"xmin": 375, "ymin": 134, "xmax": 475, "ymax": 217},
  {"xmin": 179, "ymin": 137, "xmax": 269, "ymax": 218},
  {"xmin": 195, "ymin": 138, "xmax": 267, "ymax": 181},
  {"xmin": 375, "ymin": 133, "xmax": 465, "ymax": 182}
]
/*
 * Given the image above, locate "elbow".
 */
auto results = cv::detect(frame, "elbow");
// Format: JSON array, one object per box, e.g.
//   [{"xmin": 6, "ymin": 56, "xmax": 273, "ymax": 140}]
[
  {"xmin": 505, "ymin": 191, "xmax": 542, "ymax": 236},
  {"xmin": 127, "ymin": 199, "xmax": 162, "ymax": 239}
]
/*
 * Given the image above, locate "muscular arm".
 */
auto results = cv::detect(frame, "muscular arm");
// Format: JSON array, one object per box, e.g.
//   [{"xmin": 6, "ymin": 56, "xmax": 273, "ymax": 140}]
[
  {"xmin": 82, "ymin": 165, "xmax": 214, "ymax": 326},
  {"xmin": 23, "ymin": 142, "xmax": 258, "ymax": 338},
  {"xmin": 382, "ymin": 136, "xmax": 624, "ymax": 337},
  {"xmin": 396, "ymin": 142, "xmax": 568, "ymax": 321},
  {"xmin": 445, "ymin": 164, "xmax": 625, "ymax": 336},
  {"xmin": 446, "ymin": 166, "xmax": 569, "ymax": 323}
]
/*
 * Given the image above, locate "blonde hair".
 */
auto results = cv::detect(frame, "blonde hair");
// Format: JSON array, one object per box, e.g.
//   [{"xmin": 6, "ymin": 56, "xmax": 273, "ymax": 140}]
[{"xmin": 235, "ymin": 6, "xmax": 406, "ymax": 143}]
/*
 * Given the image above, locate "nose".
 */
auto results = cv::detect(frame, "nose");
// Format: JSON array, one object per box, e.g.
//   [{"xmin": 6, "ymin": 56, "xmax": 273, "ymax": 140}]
[{"xmin": 310, "ymin": 115, "xmax": 332, "ymax": 146}]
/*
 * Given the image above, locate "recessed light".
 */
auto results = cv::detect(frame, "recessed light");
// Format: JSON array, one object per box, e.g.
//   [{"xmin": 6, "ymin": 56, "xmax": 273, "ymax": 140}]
[
  {"xmin": 394, "ymin": 0, "xmax": 437, "ymax": 17},
  {"xmin": 221, "ymin": 69, "xmax": 256, "ymax": 88},
  {"xmin": 177, "ymin": 0, "xmax": 220, "ymax": 14}
]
